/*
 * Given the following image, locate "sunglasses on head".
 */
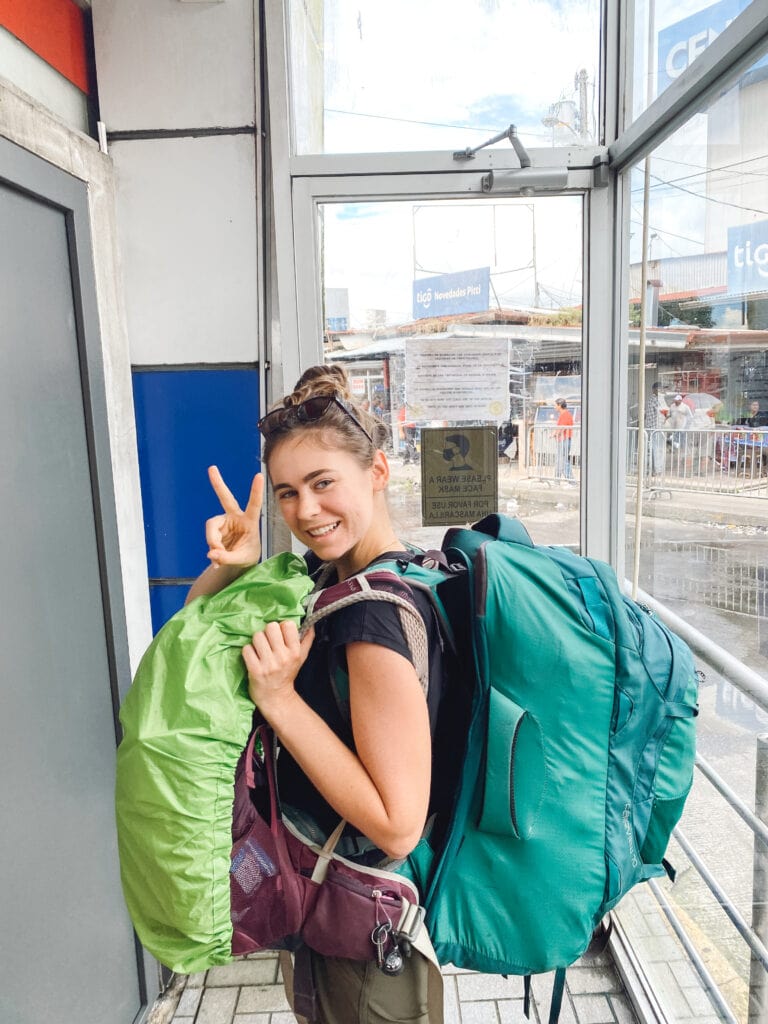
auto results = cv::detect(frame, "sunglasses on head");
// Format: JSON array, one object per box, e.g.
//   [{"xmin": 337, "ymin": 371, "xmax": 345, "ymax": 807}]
[{"xmin": 258, "ymin": 394, "xmax": 374, "ymax": 444}]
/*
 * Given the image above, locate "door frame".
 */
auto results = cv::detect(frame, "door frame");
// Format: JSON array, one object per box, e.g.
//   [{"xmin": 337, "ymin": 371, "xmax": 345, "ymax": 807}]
[
  {"xmin": 262, "ymin": 0, "xmax": 627, "ymax": 565},
  {"xmin": 0, "ymin": 134, "xmax": 158, "ymax": 1022},
  {"xmin": 281, "ymin": 161, "xmax": 622, "ymax": 564}
]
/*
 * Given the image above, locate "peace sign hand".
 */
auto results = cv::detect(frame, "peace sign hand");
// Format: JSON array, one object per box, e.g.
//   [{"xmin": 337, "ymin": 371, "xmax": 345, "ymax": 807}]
[{"xmin": 205, "ymin": 465, "xmax": 264, "ymax": 568}]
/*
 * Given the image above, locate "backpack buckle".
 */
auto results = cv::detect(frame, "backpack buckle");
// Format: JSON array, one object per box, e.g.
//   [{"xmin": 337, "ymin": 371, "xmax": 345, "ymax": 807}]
[{"xmin": 395, "ymin": 901, "xmax": 425, "ymax": 943}]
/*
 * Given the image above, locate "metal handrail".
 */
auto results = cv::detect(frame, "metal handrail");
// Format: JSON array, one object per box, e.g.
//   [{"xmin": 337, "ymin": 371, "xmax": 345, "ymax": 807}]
[
  {"xmin": 672, "ymin": 827, "xmax": 768, "ymax": 971},
  {"xmin": 617, "ymin": 584, "xmax": 768, "ymax": 1020},
  {"xmin": 647, "ymin": 877, "xmax": 739, "ymax": 1024},
  {"xmin": 630, "ymin": 585, "xmax": 768, "ymax": 715},
  {"xmin": 695, "ymin": 753, "xmax": 768, "ymax": 849}
]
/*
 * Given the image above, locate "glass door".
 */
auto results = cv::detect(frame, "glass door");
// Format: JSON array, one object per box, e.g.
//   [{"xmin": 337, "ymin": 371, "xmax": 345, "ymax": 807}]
[{"xmin": 293, "ymin": 190, "xmax": 586, "ymax": 550}]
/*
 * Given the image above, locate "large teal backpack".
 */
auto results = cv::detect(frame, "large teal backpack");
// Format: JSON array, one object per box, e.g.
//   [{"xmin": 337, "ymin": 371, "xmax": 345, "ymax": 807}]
[{"xmin": 306, "ymin": 514, "xmax": 698, "ymax": 1013}]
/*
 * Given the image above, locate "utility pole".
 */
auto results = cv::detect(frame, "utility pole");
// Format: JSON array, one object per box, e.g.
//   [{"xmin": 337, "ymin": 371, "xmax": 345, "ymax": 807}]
[
  {"xmin": 575, "ymin": 69, "xmax": 590, "ymax": 140},
  {"xmin": 531, "ymin": 204, "xmax": 540, "ymax": 307}
]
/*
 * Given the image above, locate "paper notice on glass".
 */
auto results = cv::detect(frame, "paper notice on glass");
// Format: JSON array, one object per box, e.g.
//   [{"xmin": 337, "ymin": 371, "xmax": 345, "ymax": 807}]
[{"xmin": 404, "ymin": 338, "xmax": 510, "ymax": 421}]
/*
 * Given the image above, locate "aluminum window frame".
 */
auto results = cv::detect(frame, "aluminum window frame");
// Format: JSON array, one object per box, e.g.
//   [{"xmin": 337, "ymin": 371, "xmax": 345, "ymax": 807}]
[
  {"xmin": 262, "ymin": 0, "xmax": 637, "ymax": 567},
  {"xmin": 612, "ymin": 0, "xmax": 768, "ymax": 171},
  {"xmin": 609, "ymin": 2, "xmax": 768, "ymax": 572},
  {"xmin": 287, "ymin": 164, "xmax": 618, "ymax": 562},
  {"xmin": 261, "ymin": 5, "xmax": 768, "ymax": 1015}
]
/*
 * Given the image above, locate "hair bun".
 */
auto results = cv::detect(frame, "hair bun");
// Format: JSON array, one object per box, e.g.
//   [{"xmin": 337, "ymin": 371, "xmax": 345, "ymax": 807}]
[
  {"xmin": 265, "ymin": 363, "xmax": 388, "ymax": 454},
  {"xmin": 292, "ymin": 363, "xmax": 352, "ymax": 404}
]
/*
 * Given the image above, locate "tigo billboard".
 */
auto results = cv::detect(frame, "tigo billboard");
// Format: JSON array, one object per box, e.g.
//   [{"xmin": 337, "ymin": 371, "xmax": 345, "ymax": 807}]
[
  {"xmin": 413, "ymin": 267, "xmax": 490, "ymax": 320},
  {"xmin": 727, "ymin": 219, "xmax": 768, "ymax": 296}
]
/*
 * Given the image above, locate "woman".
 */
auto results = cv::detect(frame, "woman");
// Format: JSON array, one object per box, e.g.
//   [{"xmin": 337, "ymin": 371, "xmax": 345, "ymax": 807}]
[{"xmin": 187, "ymin": 364, "xmax": 446, "ymax": 1023}]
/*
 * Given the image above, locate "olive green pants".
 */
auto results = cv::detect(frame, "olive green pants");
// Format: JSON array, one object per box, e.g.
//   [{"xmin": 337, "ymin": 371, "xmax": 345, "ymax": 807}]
[{"xmin": 281, "ymin": 948, "xmax": 442, "ymax": 1024}]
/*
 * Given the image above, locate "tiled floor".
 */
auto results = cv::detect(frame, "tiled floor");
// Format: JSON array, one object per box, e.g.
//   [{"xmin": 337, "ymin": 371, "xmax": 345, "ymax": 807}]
[{"xmin": 157, "ymin": 948, "xmax": 639, "ymax": 1024}]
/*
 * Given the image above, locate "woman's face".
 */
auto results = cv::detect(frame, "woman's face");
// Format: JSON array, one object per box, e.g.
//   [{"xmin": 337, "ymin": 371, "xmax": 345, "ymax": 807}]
[{"xmin": 267, "ymin": 432, "xmax": 390, "ymax": 569}]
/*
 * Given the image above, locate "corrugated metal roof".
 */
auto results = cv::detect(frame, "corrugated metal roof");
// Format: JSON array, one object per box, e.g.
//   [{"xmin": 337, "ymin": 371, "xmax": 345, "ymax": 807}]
[{"xmin": 629, "ymin": 252, "xmax": 727, "ymax": 299}]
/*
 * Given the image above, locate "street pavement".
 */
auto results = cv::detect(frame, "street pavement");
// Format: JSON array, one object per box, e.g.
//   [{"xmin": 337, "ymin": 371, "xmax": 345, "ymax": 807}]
[{"xmin": 155, "ymin": 948, "xmax": 641, "ymax": 1024}]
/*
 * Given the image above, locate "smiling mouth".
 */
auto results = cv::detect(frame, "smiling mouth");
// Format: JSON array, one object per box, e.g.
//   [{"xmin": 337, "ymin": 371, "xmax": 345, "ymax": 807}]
[{"xmin": 307, "ymin": 521, "xmax": 340, "ymax": 538}]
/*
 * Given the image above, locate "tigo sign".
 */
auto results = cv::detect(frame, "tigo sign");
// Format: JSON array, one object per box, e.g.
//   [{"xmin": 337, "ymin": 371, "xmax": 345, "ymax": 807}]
[
  {"xmin": 728, "ymin": 219, "xmax": 768, "ymax": 296},
  {"xmin": 413, "ymin": 267, "xmax": 490, "ymax": 320}
]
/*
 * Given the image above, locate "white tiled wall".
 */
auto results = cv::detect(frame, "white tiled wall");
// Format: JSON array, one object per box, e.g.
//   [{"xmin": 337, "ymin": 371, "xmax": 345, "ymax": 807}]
[
  {"xmin": 110, "ymin": 134, "xmax": 259, "ymax": 364},
  {"xmin": 92, "ymin": 0, "xmax": 257, "ymax": 131}
]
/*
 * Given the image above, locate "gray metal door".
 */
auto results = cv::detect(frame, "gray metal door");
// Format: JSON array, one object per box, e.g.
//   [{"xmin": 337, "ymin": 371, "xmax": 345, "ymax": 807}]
[{"xmin": 0, "ymin": 140, "xmax": 150, "ymax": 1022}]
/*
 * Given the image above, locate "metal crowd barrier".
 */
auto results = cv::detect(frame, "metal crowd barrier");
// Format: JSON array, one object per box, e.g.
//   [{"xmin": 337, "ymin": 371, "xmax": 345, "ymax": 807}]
[
  {"xmin": 527, "ymin": 423, "xmax": 582, "ymax": 483},
  {"xmin": 628, "ymin": 426, "xmax": 768, "ymax": 498},
  {"xmin": 624, "ymin": 589, "xmax": 768, "ymax": 1022}
]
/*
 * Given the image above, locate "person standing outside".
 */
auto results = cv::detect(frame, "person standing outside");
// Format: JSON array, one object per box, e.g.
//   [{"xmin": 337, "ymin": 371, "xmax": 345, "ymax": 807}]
[
  {"xmin": 644, "ymin": 382, "xmax": 667, "ymax": 476},
  {"xmin": 740, "ymin": 399, "xmax": 768, "ymax": 428},
  {"xmin": 667, "ymin": 393, "xmax": 694, "ymax": 451},
  {"xmin": 398, "ymin": 403, "xmax": 418, "ymax": 464},
  {"xmin": 554, "ymin": 397, "xmax": 574, "ymax": 482}
]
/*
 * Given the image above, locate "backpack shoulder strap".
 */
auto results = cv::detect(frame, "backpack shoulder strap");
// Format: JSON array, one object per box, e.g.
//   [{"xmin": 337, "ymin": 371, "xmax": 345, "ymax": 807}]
[
  {"xmin": 302, "ymin": 568, "xmax": 431, "ymax": 695},
  {"xmin": 471, "ymin": 512, "xmax": 535, "ymax": 547}
]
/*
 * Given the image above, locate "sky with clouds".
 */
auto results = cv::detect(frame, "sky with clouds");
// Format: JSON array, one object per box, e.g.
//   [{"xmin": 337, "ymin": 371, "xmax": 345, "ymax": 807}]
[
  {"xmin": 315, "ymin": 0, "xmax": 600, "ymax": 152},
  {"xmin": 308, "ymin": 0, "xmax": 597, "ymax": 325},
  {"xmin": 323, "ymin": 196, "xmax": 584, "ymax": 328},
  {"xmin": 293, "ymin": 0, "xmax": 765, "ymax": 325}
]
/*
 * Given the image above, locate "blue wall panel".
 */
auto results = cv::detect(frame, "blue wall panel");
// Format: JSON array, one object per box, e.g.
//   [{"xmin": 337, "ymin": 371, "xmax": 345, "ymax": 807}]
[
  {"xmin": 133, "ymin": 367, "xmax": 261, "ymax": 583},
  {"xmin": 149, "ymin": 584, "xmax": 190, "ymax": 635}
]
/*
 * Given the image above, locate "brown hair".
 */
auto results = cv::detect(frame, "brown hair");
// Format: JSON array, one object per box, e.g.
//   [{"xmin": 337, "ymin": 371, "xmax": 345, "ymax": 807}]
[{"xmin": 262, "ymin": 364, "xmax": 389, "ymax": 467}]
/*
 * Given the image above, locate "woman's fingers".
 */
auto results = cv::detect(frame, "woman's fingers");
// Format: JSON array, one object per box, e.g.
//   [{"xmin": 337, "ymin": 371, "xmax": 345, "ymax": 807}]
[
  {"xmin": 208, "ymin": 465, "xmax": 242, "ymax": 514},
  {"xmin": 243, "ymin": 473, "xmax": 265, "ymax": 521},
  {"xmin": 250, "ymin": 621, "xmax": 284, "ymax": 653},
  {"xmin": 245, "ymin": 622, "xmax": 305, "ymax": 671},
  {"xmin": 204, "ymin": 514, "xmax": 242, "ymax": 562},
  {"xmin": 243, "ymin": 621, "xmax": 309, "ymax": 713},
  {"xmin": 249, "ymin": 621, "xmax": 296, "ymax": 658},
  {"xmin": 203, "ymin": 468, "xmax": 262, "ymax": 566},
  {"xmin": 209, "ymin": 467, "xmax": 264, "ymax": 521},
  {"xmin": 205, "ymin": 512, "xmax": 226, "ymax": 545}
]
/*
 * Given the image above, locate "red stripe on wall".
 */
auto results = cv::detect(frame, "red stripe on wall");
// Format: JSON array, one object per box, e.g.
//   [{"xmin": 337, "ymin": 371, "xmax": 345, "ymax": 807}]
[{"xmin": 0, "ymin": 0, "xmax": 90, "ymax": 94}]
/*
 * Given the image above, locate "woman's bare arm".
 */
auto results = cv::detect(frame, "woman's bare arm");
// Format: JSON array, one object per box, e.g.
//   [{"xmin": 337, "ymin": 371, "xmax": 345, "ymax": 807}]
[{"xmin": 242, "ymin": 624, "xmax": 431, "ymax": 859}]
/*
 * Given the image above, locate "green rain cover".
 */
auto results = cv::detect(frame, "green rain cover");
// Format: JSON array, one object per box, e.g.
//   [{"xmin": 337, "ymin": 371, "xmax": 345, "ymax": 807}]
[{"xmin": 115, "ymin": 553, "xmax": 314, "ymax": 974}]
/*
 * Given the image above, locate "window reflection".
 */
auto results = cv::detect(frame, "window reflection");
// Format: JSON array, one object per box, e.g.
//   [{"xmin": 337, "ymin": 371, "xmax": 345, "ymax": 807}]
[
  {"xmin": 631, "ymin": 0, "xmax": 758, "ymax": 120},
  {"xmin": 318, "ymin": 196, "xmax": 583, "ymax": 547},
  {"xmin": 288, "ymin": 0, "xmax": 600, "ymax": 154},
  {"xmin": 624, "ymin": 49, "xmax": 768, "ymax": 1022},
  {"xmin": 627, "ymin": 59, "xmax": 768, "ymax": 662}
]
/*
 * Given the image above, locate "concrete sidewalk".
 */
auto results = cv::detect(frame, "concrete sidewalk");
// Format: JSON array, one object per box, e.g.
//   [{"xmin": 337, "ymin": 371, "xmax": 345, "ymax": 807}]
[{"xmin": 155, "ymin": 949, "xmax": 639, "ymax": 1024}]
